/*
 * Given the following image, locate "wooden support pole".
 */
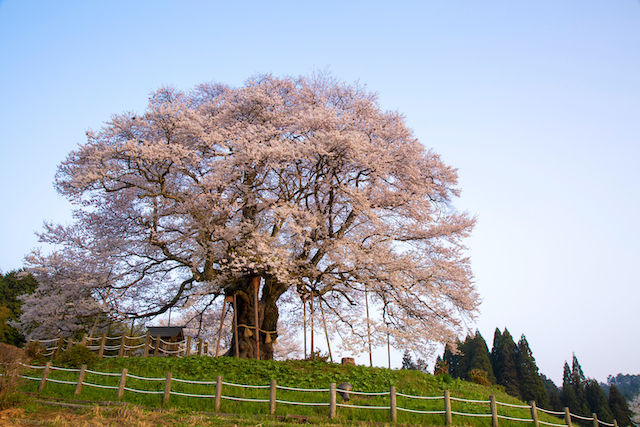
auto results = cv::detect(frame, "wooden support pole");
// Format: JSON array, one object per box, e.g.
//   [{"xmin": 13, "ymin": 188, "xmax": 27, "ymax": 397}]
[
  {"xmin": 80, "ymin": 334, "xmax": 87, "ymax": 346},
  {"xmin": 253, "ymin": 276, "xmax": 260, "ymax": 360},
  {"xmin": 319, "ymin": 299, "xmax": 333, "ymax": 363},
  {"xmin": 53, "ymin": 337, "xmax": 63, "ymax": 360},
  {"xmin": 614, "ymin": 420, "xmax": 618, "ymax": 427},
  {"xmin": 66, "ymin": 337, "xmax": 74, "ymax": 352},
  {"xmin": 163, "ymin": 372, "xmax": 172, "ymax": 404},
  {"xmin": 310, "ymin": 293, "xmax": 314, "ymax": 360},
  {"xmin": 565, "ymin": 407, "xmax": 573, "ymax": 427},
  {"xmin": 444, "ymin": 390, "xmax": 452, "ymax": 426},
  {"xmin": 98, "ymin": 334, "xmax": 107, "ymax": 358},
  {"xmin": 214, "ymin": 375, "xmax": 223, "ymax": 413},
  {"xmin": 75, "ymin": 364, "xmax": 87, "ymax": 396},
  {"xmin": 118, "ymin": 334, "xmax": 126, "ymax": 357},
  {"xmin": 530, "ymin": 401, "xmax": 539, "ymax": 427},
  {"xmin": 118, "ymin": 368, "xmax": 128, "ymax": 399},
  {"xmin": 204, "ymin": 341, "xmax": 208, "ymax": 355},
  {"xmin": 592, "ymin": 413, "xmax": 598, "ymax": 427},
  {"xmin": 329, "ymin": 382, "xmax": 337, "ymax": 419},
  {"xmin": 215, "ymin": 298, "xmax": 230, "ymax": 357},
  {"xmin": 303, "ymin": 299, "xmax": 307, "ymax": 359},
  {"xmin": 269, "ymin": 379, "xmax": 277, "ymax": 415},
  {"xmin": 144, "ymin": 332, "xmax": 150, "ymax": 358},
  {"xmin": 365, "ymin": 287, "xmax": 372, "ymax": 367},
  {"xmin": 197, "ymin": 339, "xmax": 203, "ymax": 356},
  {"xmin": 185, "ymin": 336, "xmax": 191, "ymax": 357},
  {"xmin": 38, "ymin": 361, "xmax": 51, "ymax": 392},
  {"xmin": 233, "ymin": 293, "xmax": 239, "ymax": 358},
  {"xmin": 490, "ymin": 395, "xmax": 499, "ymax": 427},
  {"xmin": 390, "ymin": 385, "xmax": 397, "ymax": 423}
]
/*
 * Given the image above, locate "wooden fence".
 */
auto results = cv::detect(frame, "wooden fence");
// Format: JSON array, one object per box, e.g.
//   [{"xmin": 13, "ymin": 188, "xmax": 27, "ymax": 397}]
[
  {"xmin": 22, "ymin": 363, "xmax": 627, "ymax": 427},
  {"xmin": 29, "ymin": 333, "xmax": 210, "ymax": 359}
]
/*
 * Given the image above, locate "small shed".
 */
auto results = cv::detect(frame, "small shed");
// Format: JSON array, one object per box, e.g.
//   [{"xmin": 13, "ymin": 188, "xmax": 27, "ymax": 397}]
[{"xmin": 147, "ymin": 326, "xmax": 185, "ymax": 356}]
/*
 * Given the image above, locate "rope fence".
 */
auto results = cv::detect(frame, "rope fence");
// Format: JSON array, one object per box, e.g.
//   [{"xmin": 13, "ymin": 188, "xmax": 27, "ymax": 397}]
[
  {"xmin": 19, "ymin": 362, "xmax": 629, "ymax": 426},
  {"xmin": 28, "ymin": 332, "xmax": 212, "ymax": 360}
]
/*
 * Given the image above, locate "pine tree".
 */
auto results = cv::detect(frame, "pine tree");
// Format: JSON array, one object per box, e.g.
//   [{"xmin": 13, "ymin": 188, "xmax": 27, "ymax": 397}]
[
  {"xmin": 570, "ymin": 354, "xmax": 591, "ymax": 417},
  {"xmin": 491, "ymin": 328, "xmax": 521, "ymax": 398},
  {"xmin": 562, "ymin": 356, "xmax": 590, "ymax": 417},
  {"xmin": 562, "ymin": 362, "xmax": 581, "ymax": 414},
  {"xmin": 609, "ymin": 385, "xmax": 633, "ymax": 426},
  {"xmin": 459, "ymin": 331, "xmax": 495, "ymax": 383},
  {"xmin": 541, "ymin": 374, "xmax": 564, "ymax": 412},
  {"xmin": 516, "ymin": 335, "xmax": 550, "ymax": 407},
  {"xmin": 444, "ymin": 340, "xmax": 463, "ymax": 379},
  {"xmin": 585, "ymin": 379, "xmax": 614, "ymax": 423}
]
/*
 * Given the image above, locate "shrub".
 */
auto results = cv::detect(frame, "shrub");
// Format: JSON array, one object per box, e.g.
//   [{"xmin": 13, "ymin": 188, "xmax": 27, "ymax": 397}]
[
  {"xmin": 468, "ymin": 369, "xmax": 492, "ymax": 387},
  {"xmin": 54, "ymin": 344, "xmax": 98, "ymax": 368},
  {"xmin": 24, "ymin": 341, "xmax": 48, "ymax": 365},
  {"xmin": 0, "ymin": 343, "xmax": 29, "ymax": 408}
]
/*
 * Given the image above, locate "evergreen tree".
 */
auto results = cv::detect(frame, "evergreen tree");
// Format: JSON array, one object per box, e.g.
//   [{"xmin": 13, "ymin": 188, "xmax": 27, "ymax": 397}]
[
  {"xmin": 516, "ymin": 335, "xmax": 550, "ymax": 407},
  {"xmin": 443, "ymin": 340, "xmax": 463, "ymax": 379},
  {"xmin": 464, "ymin": 331, "xmax": 496, "ymax": 383},
  {"xmin": 561, "ymin": 356, "xmax": 590, "ymax": 417},
  {"xmin": 491, "ymin": 328, "xmax": 521, "ymax": 398},
  {"xmin": 490, "ymin": 328, "xmax": 502, "ymax": 376},
  {"xmin": 585, "ymin": 379, "xmax": 614, "ymax": 423},
  {"xmin": 541, "ymin": 374, "xmax": 564, "ymax": 412},
  {"xmin": 609, "ymin": 385, "xmax": 633, "ymax": 426},
  {"xmin": 570, "ymin": 354, "xmax": 591, "ymax": 417},
  {"xmin": 0, "ymin": 270, "xmax": 38, "ymax": 346}
]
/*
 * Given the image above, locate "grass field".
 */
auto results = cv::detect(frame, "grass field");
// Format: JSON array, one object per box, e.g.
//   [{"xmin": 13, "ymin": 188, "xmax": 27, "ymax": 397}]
[{"xmin": 12, "ymin": 355, "xmax": 570, "ymax": 427}]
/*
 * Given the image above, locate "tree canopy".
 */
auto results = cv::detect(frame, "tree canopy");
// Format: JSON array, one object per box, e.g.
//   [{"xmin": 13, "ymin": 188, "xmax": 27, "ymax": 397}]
[{"xmin": 21, "ymin": 74, "xmax": 478, "ymax": 359}]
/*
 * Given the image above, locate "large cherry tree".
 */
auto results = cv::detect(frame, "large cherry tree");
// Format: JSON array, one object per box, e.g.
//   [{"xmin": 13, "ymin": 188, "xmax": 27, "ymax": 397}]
[{"xmin": 25, "ymin": 74, "xmax": 479, "ymax": 359}]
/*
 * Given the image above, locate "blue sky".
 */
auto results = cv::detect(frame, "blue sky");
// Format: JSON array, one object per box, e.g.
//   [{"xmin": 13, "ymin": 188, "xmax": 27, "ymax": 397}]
[{"xmin": 1, "ymin": 0, "xmax": 639, "ymax": 384}]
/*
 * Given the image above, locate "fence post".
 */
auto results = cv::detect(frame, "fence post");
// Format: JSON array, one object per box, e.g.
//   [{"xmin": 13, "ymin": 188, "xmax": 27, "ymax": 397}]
[
  {"xmin": 53, "ymin": 337, "xmax": 63, "ymax": 360},
  {"xmin": 185, "ymin": 336, "xmax": 191, "ymax": 357},
  {"xmin": 614, "ymin": 420, "xmax": 618, "ymax": 427},
  {"xmin": 270, "ymin": 379, "xmax": 277, "ymax": 415},
  {"xmin": 565, "ymin": 407, "xmax": 573, "ymax": 427},
  {"xmin": 154, "ymin": 336, "xmax": 161, "ymax": 357},
  {"xmin": 98, "ymin": 334, "xmax": 107, "ymax": 358},
  {"xmin": 80, "ymin": 333, "xmax": 87, "ymax": 346},
  {"xmin": 163, "ymin": 372, "xmax": 172, "ymax": 404},
  {"xmin": 530, "ymin": 401, "xmax": 539, "ymax": 427},
  {"xmin": 75, "ymin": 364, "xmax": 87, "ymax": 396},
  {"xmin": 118, "ymin": 368, "xmax": 128, "ymax": 399},
  {"xmin": 214, "ymin": 375, "xmax": 223, "ymax": 413},
  {"xmin": 38, "ymin": 361, "xmax": 52, "ymax": 392},
  {"xmin": 592, "ymin": 413, "xmax": 598, "ymax": 427},
  {"xmin": 444, "ymin": 390, "xmax": 452, "ymax": 426},
  {"xmin": 390, "ymin": 385, "xmax": 397, "ymax": 423},
  {"xmin": 118, "ymin": 335, "xmax": 126, "ymax": 357},
  {"xmin": 490, "ymin": 395, "xmax": 499, "ymax": 427},
  {"xmin": 329, "ymin": 382, "xmax": 336, "ymax": 419},
  {"xmin": 144, "ymin": 332, "xmax": 150, "ymax": 358}
]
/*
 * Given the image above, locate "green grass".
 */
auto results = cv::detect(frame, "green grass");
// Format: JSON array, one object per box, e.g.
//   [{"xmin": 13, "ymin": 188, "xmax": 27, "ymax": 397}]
[{"xmin": 20, "ymin": 356, "xmax": 568, "ymax": 426}]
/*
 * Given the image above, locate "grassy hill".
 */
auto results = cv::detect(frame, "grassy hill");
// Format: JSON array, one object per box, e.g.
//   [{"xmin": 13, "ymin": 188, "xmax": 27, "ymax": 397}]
[{"xmin": 17, "ymin": 355, "xmax": 569, "ymax": 427}]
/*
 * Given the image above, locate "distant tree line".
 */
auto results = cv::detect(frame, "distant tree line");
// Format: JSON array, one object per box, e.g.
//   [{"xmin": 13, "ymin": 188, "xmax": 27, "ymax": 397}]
[{"xmin": 426, "ymin": 328, "xmax": 634, "ymax": 426}]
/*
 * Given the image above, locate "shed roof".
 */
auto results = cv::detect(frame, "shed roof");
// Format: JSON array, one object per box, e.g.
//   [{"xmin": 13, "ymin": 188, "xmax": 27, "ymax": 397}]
[{"xmin": 146, "ymin": 326, "xmax": 185, "ymax": 338}]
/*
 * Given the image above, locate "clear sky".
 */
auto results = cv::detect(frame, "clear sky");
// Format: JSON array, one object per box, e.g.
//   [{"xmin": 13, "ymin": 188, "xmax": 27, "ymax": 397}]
[{"xmin": 1, "ymin": 1, "xmax": 638, "ymax": 385}]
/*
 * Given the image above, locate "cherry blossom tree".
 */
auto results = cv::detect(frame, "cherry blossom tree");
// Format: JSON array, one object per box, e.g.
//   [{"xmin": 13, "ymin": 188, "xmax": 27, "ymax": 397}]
[{"xmin": 28, "ymin": 73, "xmax": 478, "ymax": 359}]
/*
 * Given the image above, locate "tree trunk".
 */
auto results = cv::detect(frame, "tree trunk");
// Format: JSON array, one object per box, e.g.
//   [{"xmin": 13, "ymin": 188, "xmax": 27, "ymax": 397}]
[{"xmin": 224, "ymin": 275, "xmax": 287, "ymax": 360}]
